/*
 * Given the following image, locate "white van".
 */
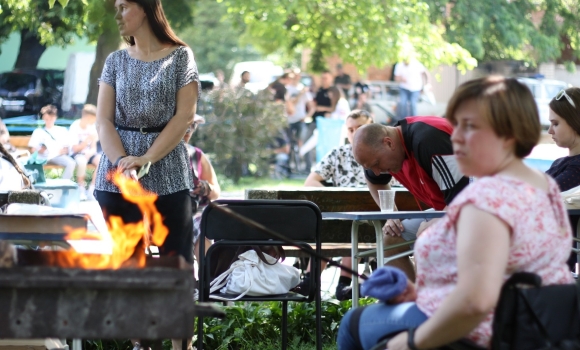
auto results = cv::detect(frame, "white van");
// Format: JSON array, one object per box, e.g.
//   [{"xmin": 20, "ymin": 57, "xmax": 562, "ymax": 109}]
[{"xmin": 229, "ymin": 61, "xmax": 283, "ymax": 94}]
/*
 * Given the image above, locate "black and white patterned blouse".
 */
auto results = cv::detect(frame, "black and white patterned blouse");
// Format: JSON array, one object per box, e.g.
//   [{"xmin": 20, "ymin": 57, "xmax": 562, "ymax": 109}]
[
  {"xmin": 95, "ymin": 46, "xmax": 200, "ymax": 195},
  {"xmin": 313, "ymin": 144, "xmax": 367, "ymax": 187}
]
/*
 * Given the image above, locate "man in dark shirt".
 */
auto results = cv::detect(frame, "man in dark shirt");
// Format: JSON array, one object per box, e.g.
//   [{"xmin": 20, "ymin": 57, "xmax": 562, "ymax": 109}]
[
  {"xmin": 334, "ymin": 64, "xmax": 352, "ymax": 100},
  {"xmin": 351, "ymin": 117, "xmax": 469, "ymax": 282},
  {"xmin": 312, "ymin": 71, "xmax": 336, "ymax": 123}
]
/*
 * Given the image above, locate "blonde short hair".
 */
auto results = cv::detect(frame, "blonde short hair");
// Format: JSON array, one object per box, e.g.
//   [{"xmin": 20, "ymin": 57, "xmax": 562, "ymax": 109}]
[
  {"xmin": 82, "ymin": 104, "xmax": 97, "ymax": 116},
  {"xmin": 446, "ymin": 76, "xmax": 540, "ymax": 158}
]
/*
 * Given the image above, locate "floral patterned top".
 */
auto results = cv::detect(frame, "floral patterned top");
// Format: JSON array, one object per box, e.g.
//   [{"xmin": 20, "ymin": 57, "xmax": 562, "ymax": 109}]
[
  {"xmin": 95, "ymin": 46, "xmax": 200, "ymax": 195},
  {"xmin": 313, "ymin": 144, "xmax": 366, "ymax": 187},
  {"xmin": 415, "ymin": 175, "xmax": 574, "ymax": 348}
]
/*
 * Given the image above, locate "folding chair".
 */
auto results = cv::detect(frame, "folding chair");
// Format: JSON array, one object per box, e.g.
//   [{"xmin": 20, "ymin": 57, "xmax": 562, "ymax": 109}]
[{"xmin": 197, "ymin": 199, "xmax": 322, "ymax": 350}]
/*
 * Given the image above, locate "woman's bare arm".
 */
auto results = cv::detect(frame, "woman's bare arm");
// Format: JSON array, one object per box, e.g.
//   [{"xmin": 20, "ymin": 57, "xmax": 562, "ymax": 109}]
[
  {"xmin": 199, "ymin": 153, "xmax": 221, "ymax": 200},
  {"xmin": 387, "ymin": 204, "xmax": 510, "ymax": 350},
  {"xmin": 96, "ymin": 83, "xmax": 126, "ymax": 164}
]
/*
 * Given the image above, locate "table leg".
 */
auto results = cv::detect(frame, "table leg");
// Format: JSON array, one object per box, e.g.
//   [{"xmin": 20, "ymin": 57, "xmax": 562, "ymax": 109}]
[
  {"xmin": 351, "ymin": 220, "xmax": 360, "ymax": 308},
  {"xmin": 372, "ymin": 220, "xmax": 384, "ymax": 267}
]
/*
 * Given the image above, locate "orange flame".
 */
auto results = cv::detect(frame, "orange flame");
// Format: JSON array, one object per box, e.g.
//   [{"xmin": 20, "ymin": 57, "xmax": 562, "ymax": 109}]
[{"xmin": 59, "ymin": 173, "xmax": 169, "ymax": 269}]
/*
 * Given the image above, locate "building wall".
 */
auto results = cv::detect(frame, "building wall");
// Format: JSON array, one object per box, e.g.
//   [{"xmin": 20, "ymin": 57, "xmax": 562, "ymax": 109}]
[{"xmin": 0, "ymin": 32, "xmax": 96, "ymax": 73}]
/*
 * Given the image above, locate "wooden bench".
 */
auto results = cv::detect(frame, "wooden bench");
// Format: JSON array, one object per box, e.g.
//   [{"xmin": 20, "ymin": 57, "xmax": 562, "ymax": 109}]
[{"xmin": 9, "ymin": 135, "xmax": 96, "ymax": 174}]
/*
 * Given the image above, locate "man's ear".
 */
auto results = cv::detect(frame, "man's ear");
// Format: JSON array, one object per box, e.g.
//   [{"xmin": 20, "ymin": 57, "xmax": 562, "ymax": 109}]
[{"xmin": 383, "ymin": 136, "xmax": 394, "ymax": 150}]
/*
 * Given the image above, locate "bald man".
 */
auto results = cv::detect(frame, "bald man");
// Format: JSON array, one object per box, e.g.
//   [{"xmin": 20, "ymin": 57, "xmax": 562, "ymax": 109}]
[{"xmin": 352, "ymin": 117, "xmax": 470, "ymax": 281}]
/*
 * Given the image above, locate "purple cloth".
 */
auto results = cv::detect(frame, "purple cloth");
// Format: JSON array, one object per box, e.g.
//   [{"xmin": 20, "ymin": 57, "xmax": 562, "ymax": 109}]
[{"xmin": 361, "ymin": 266, "xmax": 407, "ymax": 302}]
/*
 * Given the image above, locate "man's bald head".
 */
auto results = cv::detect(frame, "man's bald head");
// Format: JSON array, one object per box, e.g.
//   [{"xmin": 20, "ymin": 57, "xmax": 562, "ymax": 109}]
[{"xmin": 353, "ymin": 123, "xmax": 389, "ymax": 151}]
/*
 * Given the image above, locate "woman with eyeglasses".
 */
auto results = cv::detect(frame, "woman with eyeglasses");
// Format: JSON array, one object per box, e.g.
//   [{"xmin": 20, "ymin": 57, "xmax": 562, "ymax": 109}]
[{"xmin": 546, "ymin": 87, "xmax": 580, "ymax": 191}]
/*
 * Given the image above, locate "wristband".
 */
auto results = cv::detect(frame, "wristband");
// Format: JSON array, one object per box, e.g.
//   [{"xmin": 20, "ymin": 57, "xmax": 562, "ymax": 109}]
[
  {"xmin": 407, "ymin": 327, "xmax": 419, "ymax": 350},
  {"xmin": 113, "ymin": 156, "xmax": 126, "ymax": 168}
]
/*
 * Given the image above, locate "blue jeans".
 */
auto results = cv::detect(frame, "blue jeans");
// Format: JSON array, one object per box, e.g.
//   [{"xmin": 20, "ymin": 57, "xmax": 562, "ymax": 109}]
[
  {"xmin": 337, "ymin": 302, "xmax": 428, "ymax": 350},
  {"xmin": 397, "ymin": 88, "xmax": 421, "ymax": 119}
]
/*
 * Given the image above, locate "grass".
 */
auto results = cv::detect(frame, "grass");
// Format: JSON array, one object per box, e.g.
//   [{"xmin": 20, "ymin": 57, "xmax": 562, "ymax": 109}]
[{"xmin": 217, "ymin": 175, "xmax": 306, "ymax": 193}]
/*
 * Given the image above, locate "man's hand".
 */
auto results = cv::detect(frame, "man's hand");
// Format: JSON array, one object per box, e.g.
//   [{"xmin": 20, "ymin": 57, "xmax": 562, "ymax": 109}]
[
  {"xmin": 59, "ymin": 147, "xmax": 69, "ymax": 155},
  {"xmin": 383, "ymin": 219, "xmax": 404, "ymax": 237}
]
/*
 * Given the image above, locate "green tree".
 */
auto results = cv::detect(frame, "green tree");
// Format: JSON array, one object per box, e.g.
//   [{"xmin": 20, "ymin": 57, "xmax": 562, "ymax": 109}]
[
  {"xmin": 221, "ymin": 0, "xmax": 477, "ymax": 72},
  {"xmin": 424, "ymin": 0, "xmax": 580, "ymax": 66},
  {"xmin": 0, "ymin": 0, "xmax": 88, "ymax": 69},
  {"xmin": 178, "ymin": 0, "xmax": 262, "ymax": 77}
]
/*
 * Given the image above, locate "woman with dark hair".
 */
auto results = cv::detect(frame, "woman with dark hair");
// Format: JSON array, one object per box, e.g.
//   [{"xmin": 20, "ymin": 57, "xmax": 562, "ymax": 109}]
[
  {"xmin": 546, "ymin": 87, "xmax": 580, "ymax": 191},
  {"xmin": 95, "ymin": 0, "xmax": 200, "ymax": 265}
]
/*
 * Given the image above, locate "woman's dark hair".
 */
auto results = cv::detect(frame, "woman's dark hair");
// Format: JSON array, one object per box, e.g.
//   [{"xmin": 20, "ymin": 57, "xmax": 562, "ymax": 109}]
[
  {"xmin": 124, "ymin": 0, "xmax": 187, "ymax": 47},
  {"xmin": 549, "ymin": 87, "xmax": 580, "ymax": 136},
  {"xmin": 0, "ymin": 143, "xmax": 31, "ymax": 189},
  {"xmin": 40, "ymin": 104, "xmax": 58, "ymax": 117}
]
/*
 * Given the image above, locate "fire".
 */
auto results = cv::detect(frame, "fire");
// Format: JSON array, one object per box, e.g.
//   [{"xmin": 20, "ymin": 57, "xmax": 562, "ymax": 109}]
[{"xmin": 60, "ymin": 173, "xmax": 169, "ymax": 269}]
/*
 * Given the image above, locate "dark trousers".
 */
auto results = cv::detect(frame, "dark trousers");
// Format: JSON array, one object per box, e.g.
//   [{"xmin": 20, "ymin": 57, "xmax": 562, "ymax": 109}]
[{"xmin": 95, "ymin": 189, "xmax": 193, "ymax": 263}]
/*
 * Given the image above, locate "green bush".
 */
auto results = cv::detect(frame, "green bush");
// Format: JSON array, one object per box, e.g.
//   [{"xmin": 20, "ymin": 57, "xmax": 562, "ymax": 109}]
[
  {"xmin": 193, "ymin": 89, "xmax": 287, "ymax": 184},
  {"xmin": 195, "ymin": 298, "xmax": 378, "ymax": 349},
  {"xmin": 78, "ymin": 298, "xmax": 379, "ymax": 350}
]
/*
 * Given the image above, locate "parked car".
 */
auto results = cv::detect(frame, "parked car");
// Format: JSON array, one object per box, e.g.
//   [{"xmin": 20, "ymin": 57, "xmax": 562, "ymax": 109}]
[
  {"xmin": 0, "ymin": 69, "xmax": 64, "ymax": 117},
  {"xmin": 517, "ymin": 76, "xmax": 571, "ymax": 127},
  {"xmin": 366, "ymin": 81, "xmax": 447, "ymax": 124}
]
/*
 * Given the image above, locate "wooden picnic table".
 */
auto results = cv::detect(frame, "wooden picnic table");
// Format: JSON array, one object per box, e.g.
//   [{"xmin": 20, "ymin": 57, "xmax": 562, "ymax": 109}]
[{"xmin": 245, "ymin": 187, "xmax": 431, "ymax": 256}]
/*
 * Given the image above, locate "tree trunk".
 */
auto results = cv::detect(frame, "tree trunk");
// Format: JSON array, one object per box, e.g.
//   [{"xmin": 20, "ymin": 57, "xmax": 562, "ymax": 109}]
[
  {"xmin": 13, "ymin": 30, "xmax": 46, "ymax": 69},
  {"xmin": 85, "ymin": 27, "xmax": 121, "ymax": 105}
]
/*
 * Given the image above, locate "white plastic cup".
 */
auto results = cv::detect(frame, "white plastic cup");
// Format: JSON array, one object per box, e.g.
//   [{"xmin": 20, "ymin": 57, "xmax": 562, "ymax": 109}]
[{"xmin": 378, "ymin": 190, "xmax": 396, "ymax": 212}]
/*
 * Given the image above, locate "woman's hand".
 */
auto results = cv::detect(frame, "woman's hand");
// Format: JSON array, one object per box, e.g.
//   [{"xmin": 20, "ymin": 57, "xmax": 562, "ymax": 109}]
[
  {"xmin": 386, "ymin": 331, "xmax": 410, "ymax": 350},
  {"xmin": 192, "ymin": 180, "xmax": 211, "ymax": 197},
  {"xmin": 118, "ymin": 156, "xmax": 151, "ymax": 172},
  {"xmin": 122, "ymin": 167, "xmax": 138, "ymax": 181}
]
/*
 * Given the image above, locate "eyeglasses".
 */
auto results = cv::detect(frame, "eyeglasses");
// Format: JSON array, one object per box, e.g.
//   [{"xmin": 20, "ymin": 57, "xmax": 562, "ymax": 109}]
[{"xmin": 555, "ymin": 90, "xmax": 576, "ymax": 108}]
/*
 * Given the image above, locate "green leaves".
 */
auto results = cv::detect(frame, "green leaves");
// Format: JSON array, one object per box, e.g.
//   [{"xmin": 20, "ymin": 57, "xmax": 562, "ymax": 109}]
[
  {"xmin": 424, "ymin": 0, "xmax": 580, "ymax": 66},
  {"xmin": 222, "ymin": 0, "xmax": 477, "ymax": 72}
]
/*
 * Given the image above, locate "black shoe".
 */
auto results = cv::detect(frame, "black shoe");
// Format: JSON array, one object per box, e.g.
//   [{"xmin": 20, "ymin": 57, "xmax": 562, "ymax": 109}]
[
  {"xmin": 335, "ymin": 283, "xmax": 361, "ymax": 301},
  {"xmin": 292, "ymin": 276, "xmax": 311, "ymax": 296}
]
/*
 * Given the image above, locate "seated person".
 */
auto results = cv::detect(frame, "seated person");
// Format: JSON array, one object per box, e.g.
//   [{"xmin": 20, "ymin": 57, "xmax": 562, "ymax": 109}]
[
  {"xmin": 546, "ymin": 87, "xmax": 580, "ymax": 191},
  {"xmin": 270, "ymin": 129, "xmax": 290, "ymax": 178},
  {"xmin": 338, "ymin": 76, "xmax": 574, "ymax": 350},
  {"xmin": 545, "ymin": 87, "xmax": 580, "ymax": 272},
  {"xmin": 0, "ymin": 143, "xmax": 30, "ymax": 190},
  {"xmin": 28, "ymin": 105, "xmax": 76, "ymax": 180},
  {"xmin": 301, "ymin": 110, "xmax": 372, "ymax": 300},
  {"xmin": 0, "ymin": 118, "xmax": 10, "ymax": 149},
  {"xmin": 352, "ymin": 116, "xmax": 469, "ymax": 281},
  {"xmin": 184, "ymin": 115, "xmax": 221, "ymax": 267},
  {"xmin": 69, "ymin": 104, "xmax": 101, "ymax": 200}
]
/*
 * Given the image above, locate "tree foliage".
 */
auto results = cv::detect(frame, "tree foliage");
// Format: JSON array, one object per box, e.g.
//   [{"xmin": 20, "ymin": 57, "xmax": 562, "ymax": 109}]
[
  {"xmin": 0, "ymin": 0, "xmax": 88, "ymax": 58},
  {"xmin": 194, "ymin": 89, "xmax": 287, "ymax": 183},
  {"xmin": 178, "ymin": 0, "xmax": 262, "ymax": 76},
  {"xmin": 424, "ymin": 0, "xmax": 580, "ymax": 66},
  {"xmin": 221, "ymin": 0, "xmax": 477, "ymax": 72}
]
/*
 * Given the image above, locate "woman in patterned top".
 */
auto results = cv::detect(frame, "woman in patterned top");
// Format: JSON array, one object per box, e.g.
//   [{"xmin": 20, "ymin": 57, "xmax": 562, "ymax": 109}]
[
  {"xmin": 298, "ymin": 110, "xmax": 372, "ymax": 300},
  {"xmin": 95, "ymin": 0, "xmax": 200, "ymax": 264},
  {"xmin": 338, "ymin": 76, "xmax": 574, "ymax": 350},
  {"xmin": 546, "ymin": 87, "xmax": 580, "ymax": 192}
]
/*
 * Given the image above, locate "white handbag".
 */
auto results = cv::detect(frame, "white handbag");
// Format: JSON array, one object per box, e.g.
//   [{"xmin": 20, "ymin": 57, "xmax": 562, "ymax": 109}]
[{"xmin": 209, "ymin": 249, "xmax": 301, "ymax": 301}]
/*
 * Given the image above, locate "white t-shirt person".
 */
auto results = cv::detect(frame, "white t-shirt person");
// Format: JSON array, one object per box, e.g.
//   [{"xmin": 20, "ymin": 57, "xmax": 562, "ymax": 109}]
[
  {"xmin": 28, "ymin": 126, "xmax": 71, "ymax": 162},
  {"xmin": 394, "ymin": 59, "xmax": 427, "ymax": 92},
  {"xmin": 68, "ymin": 119, "xmax": 98, "ymax": 155},
  {"xmin": 0, "ymin": 156, "xmax": 24, "ymax": 190}
]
